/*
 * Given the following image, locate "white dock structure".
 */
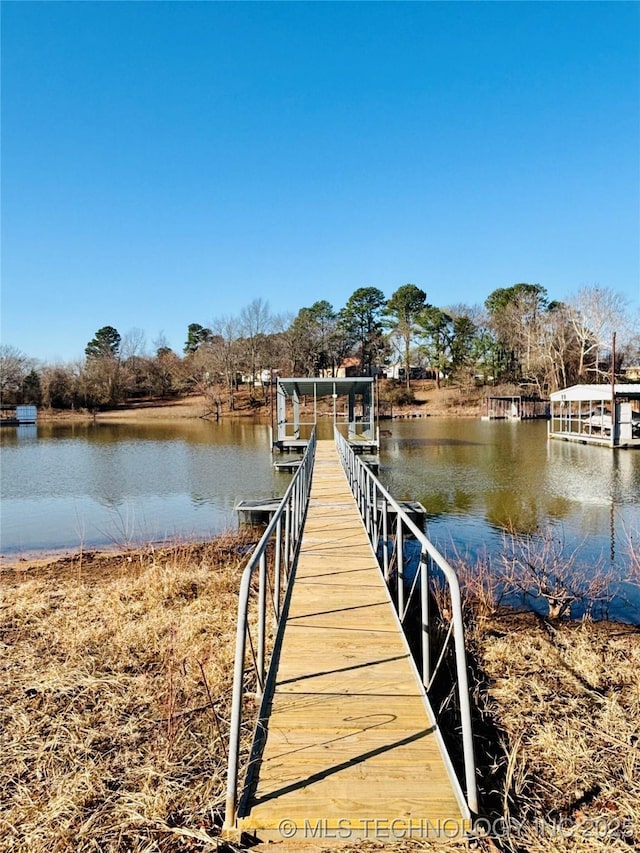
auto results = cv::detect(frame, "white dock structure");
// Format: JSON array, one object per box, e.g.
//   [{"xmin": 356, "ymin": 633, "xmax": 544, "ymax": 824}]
[
  {"xmin": 272, "ymin": 377, "xmax": 379, "ymax": 454},
  {"xmin": 549, "ymin": 384, "xmax": 640, "ymax": 448}
]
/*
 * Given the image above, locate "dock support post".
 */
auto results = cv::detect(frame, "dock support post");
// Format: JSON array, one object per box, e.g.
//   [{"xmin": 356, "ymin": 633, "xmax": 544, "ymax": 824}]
[{"xmin": 293, "ymin": 387, "xmax": 300, "ymax": 440}]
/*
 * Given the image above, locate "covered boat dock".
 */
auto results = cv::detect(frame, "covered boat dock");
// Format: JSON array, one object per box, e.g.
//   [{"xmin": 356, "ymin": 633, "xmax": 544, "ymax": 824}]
[
  {"xmin": 0, "ymin": 405, "xmax": 37, "ymax": 426},
  {"xmin": 272, "ymin": 377, "xmax": 379, "ymax": 454},
  {"xmin": 548, "ymin": 384, "xmax": 640, "ymax": 448}
]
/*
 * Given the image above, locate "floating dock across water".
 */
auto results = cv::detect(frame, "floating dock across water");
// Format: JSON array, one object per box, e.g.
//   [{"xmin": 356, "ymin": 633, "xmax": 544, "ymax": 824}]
[
  {"xmin": 224, "ymin": 377, "xmax": 477, "ymax": 845},
  {"xmin": 229, "ymin": 440, "xmax": 471, "ymax": 843}
]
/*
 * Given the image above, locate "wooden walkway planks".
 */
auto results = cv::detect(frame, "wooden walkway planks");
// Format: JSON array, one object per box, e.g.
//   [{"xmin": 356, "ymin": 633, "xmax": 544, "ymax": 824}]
[{"xmin": 237, "ymin": 440, "xmax": 469, "ymax": 844}]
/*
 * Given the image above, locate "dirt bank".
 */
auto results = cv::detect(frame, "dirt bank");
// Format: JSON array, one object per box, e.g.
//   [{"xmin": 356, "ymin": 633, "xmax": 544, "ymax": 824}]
[
  {"xmin": 36, "ymin": 394, "xmax": 231, "ymax": 423},
  {"xmin": 36, "ymin": 381, "xmax": 486, "ymax": 424}
]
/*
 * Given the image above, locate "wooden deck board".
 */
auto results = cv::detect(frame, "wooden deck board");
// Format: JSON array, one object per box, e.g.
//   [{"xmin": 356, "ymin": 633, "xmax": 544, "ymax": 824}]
[{"xmin": 237, "ymin": 441, "xmax": 469, "ymax": 843}]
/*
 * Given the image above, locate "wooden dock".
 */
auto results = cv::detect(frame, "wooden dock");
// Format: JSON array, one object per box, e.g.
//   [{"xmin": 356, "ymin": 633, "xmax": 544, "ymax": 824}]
[{"xmin": 236, "ymin": 440, "xmax": 469, "ymax": 844}]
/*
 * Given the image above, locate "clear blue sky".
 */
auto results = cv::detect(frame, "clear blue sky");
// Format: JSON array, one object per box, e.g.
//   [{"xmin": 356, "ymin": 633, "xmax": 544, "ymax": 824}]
[{"xmin": 2, "ymin": 0, "xmax": 639, "ymax": 363}]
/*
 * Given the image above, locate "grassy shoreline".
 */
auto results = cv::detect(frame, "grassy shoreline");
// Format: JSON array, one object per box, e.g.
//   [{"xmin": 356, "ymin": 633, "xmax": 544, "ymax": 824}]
[
  {"xmin": 1, "ymin": 536, "xmax": 638, "ymax": 852},
  {"xmin": 0, "ymin": 538, "xmax": 255, "ymax": 853}
]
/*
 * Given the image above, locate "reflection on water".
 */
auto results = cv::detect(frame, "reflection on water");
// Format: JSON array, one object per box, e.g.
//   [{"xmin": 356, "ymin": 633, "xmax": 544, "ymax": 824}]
[
  {"xmin": 0, "ymin": 420, "xmax": 281, "ymax": 554},
  {"xmin": 2, "ymin": 418, "xmax": 639, "ymax": 612},
  {"xmin": 381, "ymin": 420, "xmax": 639, "ymax": 521},
  {"xmin": 379, "ymin": 419, "xmax": 640, "ymax": 614}
]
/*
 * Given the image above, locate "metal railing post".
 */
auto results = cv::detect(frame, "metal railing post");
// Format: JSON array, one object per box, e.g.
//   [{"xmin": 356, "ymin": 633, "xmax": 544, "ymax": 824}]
[
  {"xmin": 371, "ymin": 486, "xmax": 379, "ymax": 550},
  {"xmin": 368, "ymin": 471, "xmax": 376, "ymax": 542},
  {"xmin": 274, "ymin": 516, "xmax": 282, "ymax": 621},
  {"xmin": 382, "ymin": 501, "xmax": 389, "ymax": 580},
  {"xmin": 420, "ymin": 549, "xmax": 430, "ymax": 687},
  {"xmin": 449, "ymin": 579, "xmax": 479, "ymax": 814},
  {"xmin": 224, "ymin": 575, "xmax": 250, "ymax": 829},
  {"xmin": 257, "ymin": 552, "xmax": 267, "ymax": 698},
  {"xmin": 397, "ymin": 520, "xmax": 405, "ymax": 618},
  {"xmin": 284, "ymin": 502, "xmax": 291, "ymax": 571}
]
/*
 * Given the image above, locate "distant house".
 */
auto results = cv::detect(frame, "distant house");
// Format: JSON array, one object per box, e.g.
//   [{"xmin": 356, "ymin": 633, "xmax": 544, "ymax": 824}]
[
  {"xmin": 238, "ymin": 369, "xmax": 280, "ymax": 386},
  {"xmin": 383, "ymin": 362, "xmax": 403, "ymax": 380},
  {"xmin": 260, "ymin": 369, "xmax": 280, "ymax": 386},
  {"xmin": 622, "ymin": 365, "xmax": 640, "ymax": 382},
  {"xmin": 383, "ymin": 363, "xmax": 435, "ymax": 381},
  {"xmin": 336, "ymin": 357, "xmax": 361, "ymax": 378}
]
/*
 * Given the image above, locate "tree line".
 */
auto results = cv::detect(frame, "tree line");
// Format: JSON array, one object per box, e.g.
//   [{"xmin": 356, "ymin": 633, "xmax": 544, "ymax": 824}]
[{"xmin": 1, "ymin": 283, "xmax": 638, "ymax": 412}]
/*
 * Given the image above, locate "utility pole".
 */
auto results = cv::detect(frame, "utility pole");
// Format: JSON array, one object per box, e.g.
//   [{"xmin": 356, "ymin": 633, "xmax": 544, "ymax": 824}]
[{"xmin": 611, "ymin": 332, "xmax": 616, "ymax": 447}]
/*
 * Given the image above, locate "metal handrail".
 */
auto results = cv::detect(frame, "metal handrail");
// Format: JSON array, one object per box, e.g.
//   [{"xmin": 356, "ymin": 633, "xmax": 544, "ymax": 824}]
[
  {"xmin": 334, "ymin": 426, "xmax": 478, "ymax": 814},
  {"xmin": 224, "ymin": 428, "xmax": 317, "ymax": 830}
]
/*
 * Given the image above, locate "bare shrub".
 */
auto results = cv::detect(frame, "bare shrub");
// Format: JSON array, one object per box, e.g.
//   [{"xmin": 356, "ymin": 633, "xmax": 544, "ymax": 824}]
[
  {"xmin": 623, "ymin": 519, "xmax": 640, "ymax": 587},
  {"xmin": 440, "ymin": 527, "xmax": 623, "ymax": 624},
  {"xmin": 497, "ymin": 528, "xmax": 619, "ymax": 620}
]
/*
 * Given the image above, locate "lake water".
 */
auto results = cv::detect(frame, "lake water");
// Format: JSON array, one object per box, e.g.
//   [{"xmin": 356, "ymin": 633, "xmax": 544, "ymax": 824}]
[
  {"xmin": 0, "ymin": 420, "xmax": 283, "ymax": 555},
  {"xmin": 382, "ymin": 418, "xmax": 639, "ymax": 566},
  {"xmin": 1, "ymin": 417, "xmax": 639, "ymax": 617}
]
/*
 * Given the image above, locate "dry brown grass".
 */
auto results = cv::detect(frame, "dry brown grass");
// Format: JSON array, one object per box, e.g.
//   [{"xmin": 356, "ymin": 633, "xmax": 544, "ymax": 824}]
[
  {"xmin": 409, "ymin": 382, "xmax": 485, "ymax": 417},
  {"xmin": 0, "ymin": 535, "xmax": 258, "ymax": 853},
  {"xmin": 3, "ymin": 532, "xmax": 639, "ymax": 853},
  {"xmin": 468, "ymin": 612, "xmax": 640, "ymax": 852}
]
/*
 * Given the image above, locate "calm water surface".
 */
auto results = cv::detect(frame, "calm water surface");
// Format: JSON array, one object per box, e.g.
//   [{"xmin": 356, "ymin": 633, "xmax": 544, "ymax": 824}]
[
  {"xmin": 383, "ymin": 419, "xmax": 640, "ymax": 621},
  {"xmin": 380, "ymin": 419, "xmax": 639, "ymax": 569},
  {"xmin": 0, "ymin": 420, "xmax": 284, "ymax": 555},
  {"xmin": 2, "ymin": 419, "xmax": 639, "ymax": 601}
]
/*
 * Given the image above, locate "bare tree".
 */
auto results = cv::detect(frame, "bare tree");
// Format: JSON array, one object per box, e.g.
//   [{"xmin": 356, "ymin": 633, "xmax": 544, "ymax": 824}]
[
  {"xmin": 210, "ymin": 314, "xmax": 241, "ymax": 411},
  {"xmin": 239, "ymin": 298, "xmax": 273, "ymax": 397},
  {"xmin": 0, "ymin": 344, "xmax": 34, "ymax": 403},
  {"xmin": 148, "ymin": 346, "xmax": 186, "ymax": 398},
  {"xmin": 120, "ymin": 327, "xmax": 148, "ymax": 361},
  {"xmin": 568, "ymin": 285, "xmax": 632, "ymax": 381},
  {"xmin": 530, "ymin": 301, "xmax": 584, "ymax": 392},
  {"xmin": 119, "ymin": 328, "xmax": 151, "ymax": 398},
  {"xmin": 270, "ymin": 312, "xmax": 297, "ymax": 374}
]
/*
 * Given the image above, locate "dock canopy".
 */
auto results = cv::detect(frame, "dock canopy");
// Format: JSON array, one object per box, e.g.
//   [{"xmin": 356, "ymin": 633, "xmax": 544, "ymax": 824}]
[
  {"xmin": 549, "ymin": 383, "xmax": 640, "ymax": 448},
  {"xmin": 274, "ymin": 376, "xmax": 378, "ymax": 451}
]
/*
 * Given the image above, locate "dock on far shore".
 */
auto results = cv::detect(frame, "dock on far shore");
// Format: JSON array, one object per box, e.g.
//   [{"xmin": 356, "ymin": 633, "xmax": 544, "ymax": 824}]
[{"xmin": 0, "ymin": 405, "xmax": 38, "ymax": 426}]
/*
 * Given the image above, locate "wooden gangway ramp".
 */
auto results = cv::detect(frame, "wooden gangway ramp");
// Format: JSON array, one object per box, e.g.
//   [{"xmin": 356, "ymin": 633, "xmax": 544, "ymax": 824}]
[{"xmin": 237, "ymin": 440, "xmax": 470, "ymax": 844}]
